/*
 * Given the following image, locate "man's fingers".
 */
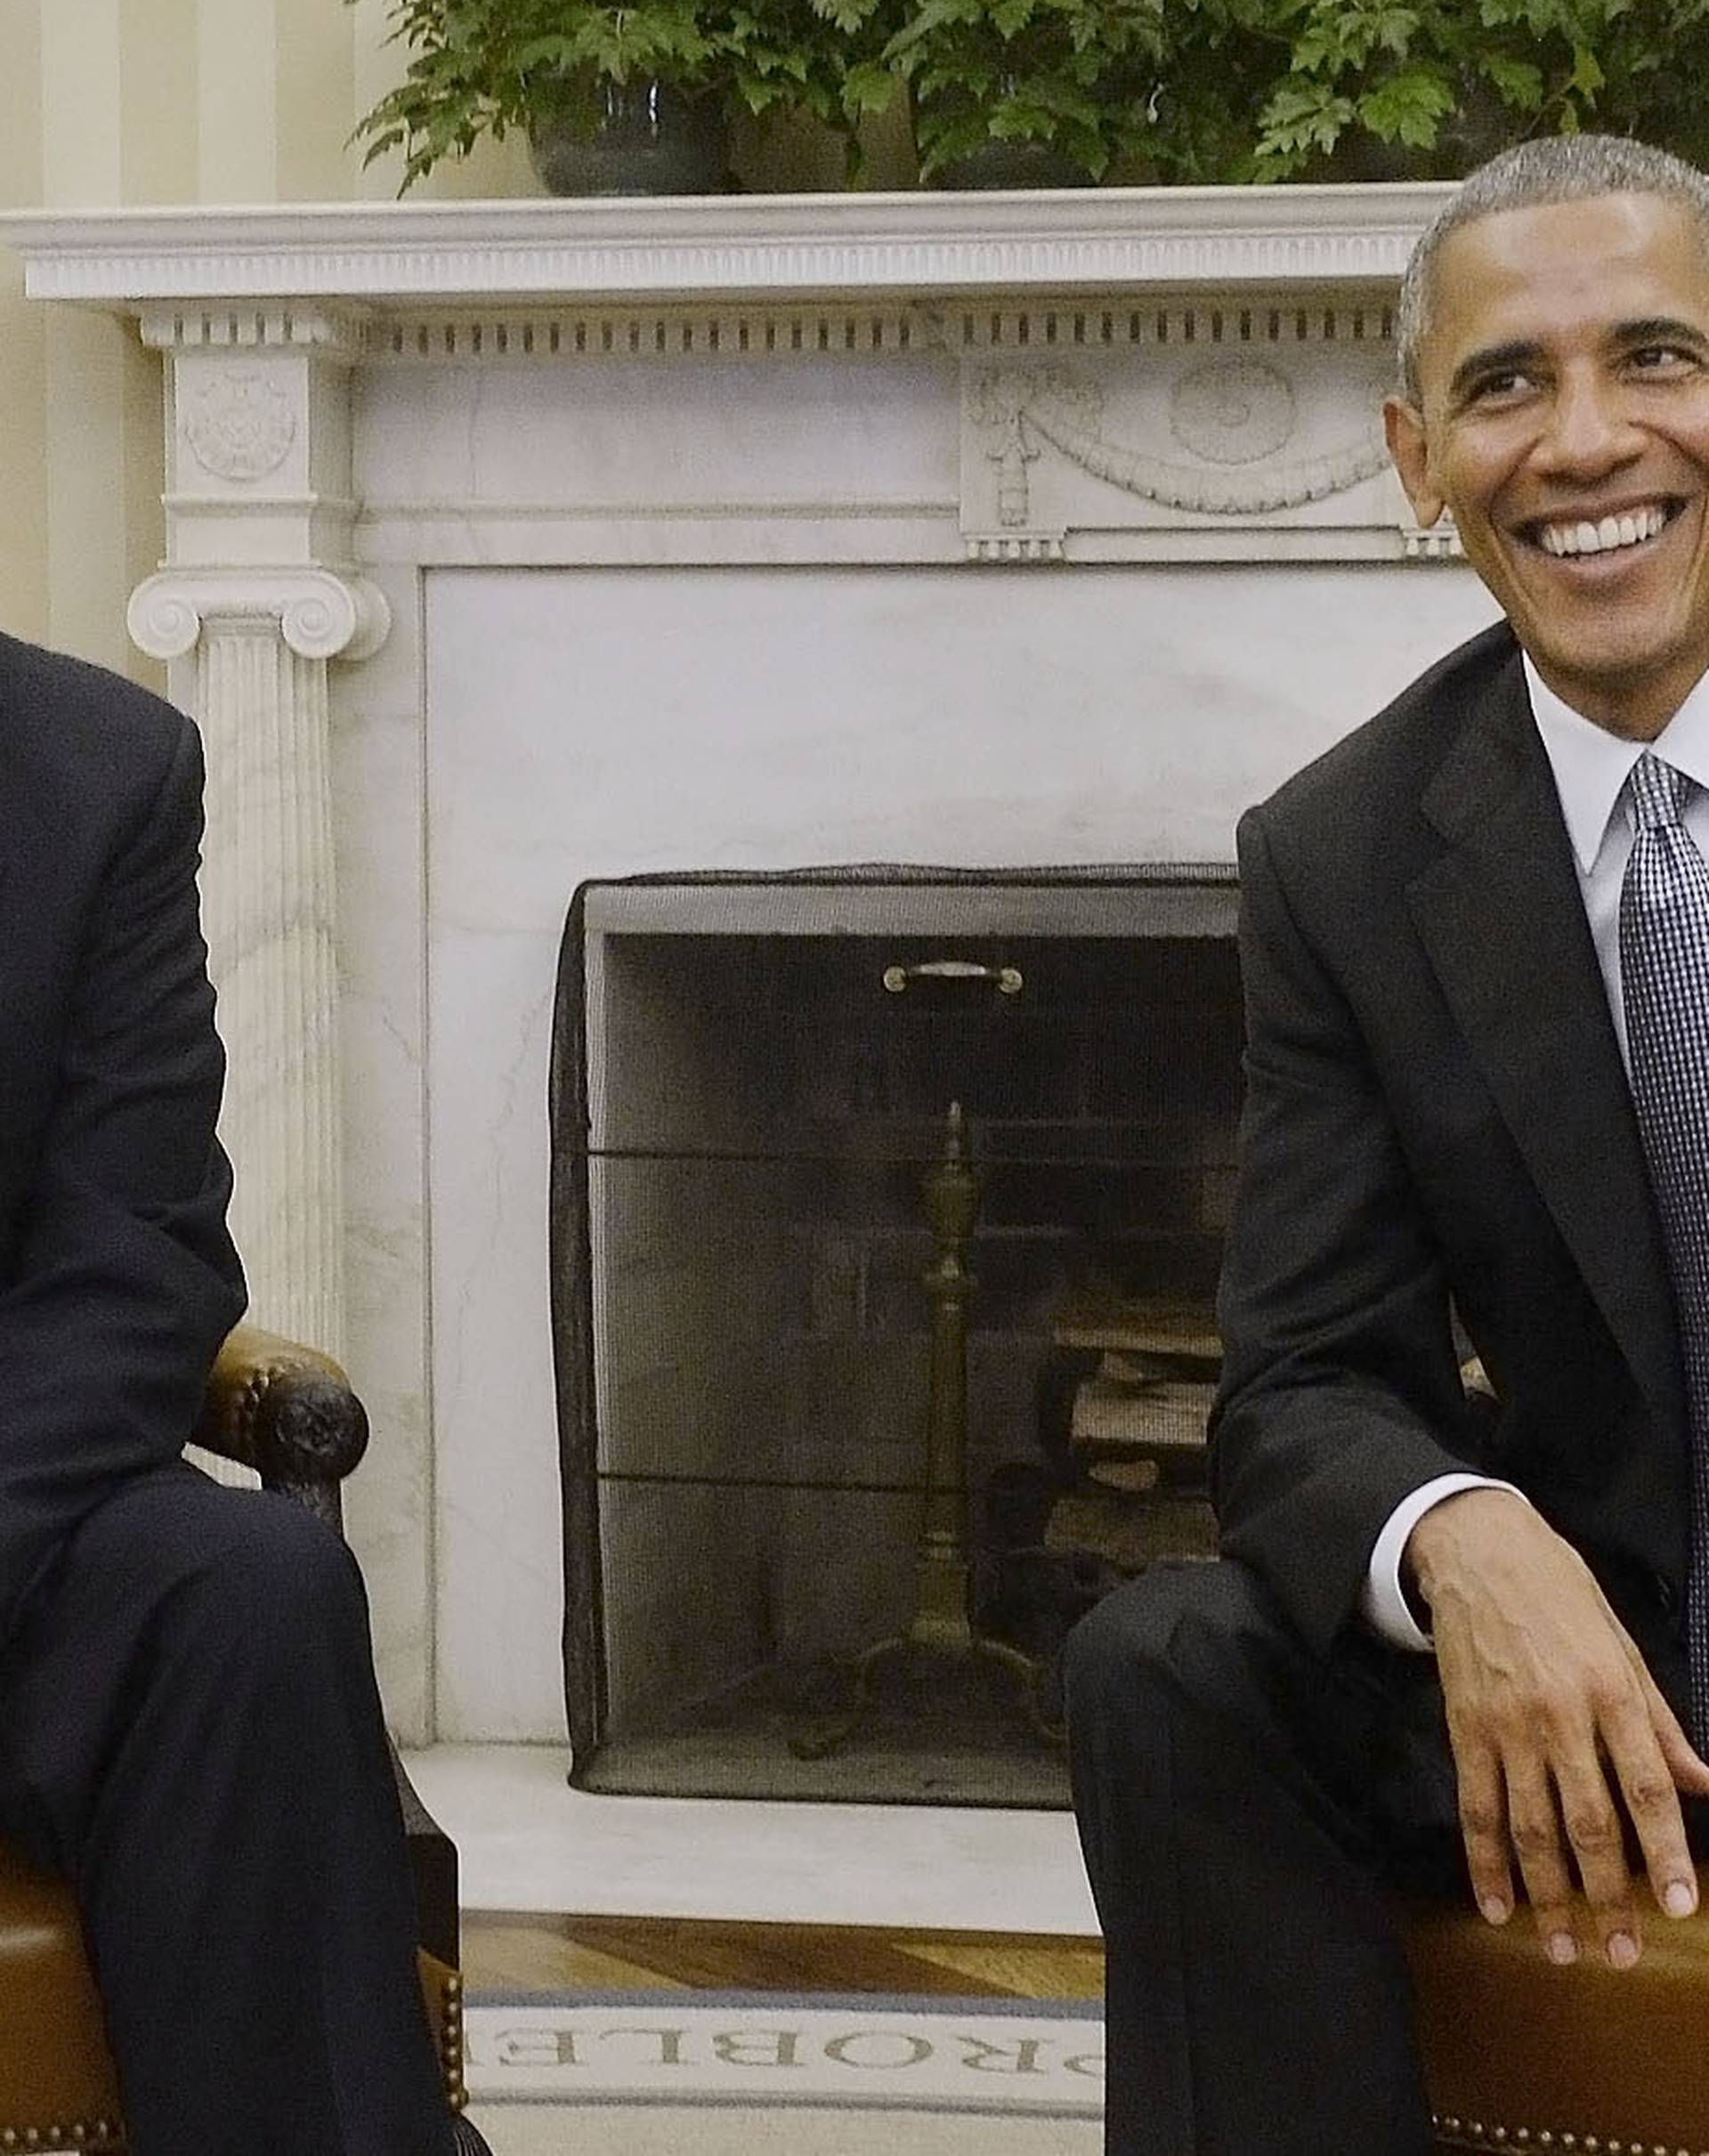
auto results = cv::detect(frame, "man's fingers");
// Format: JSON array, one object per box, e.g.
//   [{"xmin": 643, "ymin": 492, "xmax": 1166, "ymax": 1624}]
[
  {"xmin": 1554, "ymin": 1736, "xmax": 1644, "ymax": 1965},
  {"xmin": 1600, "ymin": 1719, "xmax": 1692, "ymax": 1925},
  {"xmin": 1454, "ymin": 1743, "xmax": 1514, "ymax": 1924},
  {"xmin": 1633, "ymin": 1656, "xmax": 1709, "ymax": 1796},
  {"xmin": 1664, "ymin": 1736, "xmax": 1709, "ymax": 1797},
  {"xmin": 1619, "ymin": 1664, "xmax": 1707, "ymax": 1915},
  {"xmin": 1501, "ymin": 1755, "xmax": 1581, "ymax": 1960}
]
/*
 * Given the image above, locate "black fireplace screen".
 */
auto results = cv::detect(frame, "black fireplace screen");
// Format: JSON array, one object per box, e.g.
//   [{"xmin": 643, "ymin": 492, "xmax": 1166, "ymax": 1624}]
[{"xmin": 549, "ymin": 868, "xmax": 1243, "ymax": 1805}]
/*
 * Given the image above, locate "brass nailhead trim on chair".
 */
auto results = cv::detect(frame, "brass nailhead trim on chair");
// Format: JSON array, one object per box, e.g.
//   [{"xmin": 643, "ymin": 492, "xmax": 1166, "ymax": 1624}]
[
  {"xmin": 0, "ymin": 2124, "xmax": 122, "ymax": 2154},
  {"xmin": 441, "ymin": 1969, "xmax": 469, "ymax": 2112},
  {"xmin": 1435, "ymin": 2118, "xmax": 1708, "ymax": 2156}
]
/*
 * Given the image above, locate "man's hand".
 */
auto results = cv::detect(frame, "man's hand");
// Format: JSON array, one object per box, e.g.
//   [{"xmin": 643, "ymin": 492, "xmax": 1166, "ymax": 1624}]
[{"xmin": 1405, "ymin": 1486, "xmax": 1709, "ymax": 1966}]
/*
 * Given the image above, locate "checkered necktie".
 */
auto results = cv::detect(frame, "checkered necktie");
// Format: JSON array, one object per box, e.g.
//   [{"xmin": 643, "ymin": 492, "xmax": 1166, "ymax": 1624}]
[{"xmin": 1620, "ymin": 750, "xmax": 1709, "ymax": 1739}]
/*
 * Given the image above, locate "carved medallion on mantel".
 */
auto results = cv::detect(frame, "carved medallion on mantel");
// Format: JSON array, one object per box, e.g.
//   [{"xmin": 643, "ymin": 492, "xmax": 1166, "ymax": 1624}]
[
  {"xmin": 182, "ymin": 370, "xmax": 298, "ymax": 482},
  {"xmin": 958, "ymin": 303, "xmax": 1438, "ymax": 563}
]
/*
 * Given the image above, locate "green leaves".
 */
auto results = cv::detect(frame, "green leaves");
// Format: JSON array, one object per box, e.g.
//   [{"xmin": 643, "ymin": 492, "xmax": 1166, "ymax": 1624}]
[
  {"xmin": 722, "ymin": 0, "xmax": 906, "ymax": 154},
  {"xmin": 1254, "ymin": 81, "xmax": 1357, "ymax": 162},
  {"xmin": 1358, "ymin": 63, "xmax": 1456, "ymax": 142},
  {"xmin": 884, "ymin": 0, "xmax": 1170, "ymax": 176},
  {"xmin": 1242, "ymin": 0, "xmax": 1709, "ymax": 177},
  {"xmin": 1478, "ymin": 52, "xmax": 1543, "ymax": 108},
  {"xmin": 842, "ymin": 58, "xmax": 898, "ymax": 110},
  {"xmin": 346, "ymin": 0, "xmax": 1709, "ymax": 191},
  {"xmin": 350, "ymin": 0, "xmax": 907, "ymax": 182}
]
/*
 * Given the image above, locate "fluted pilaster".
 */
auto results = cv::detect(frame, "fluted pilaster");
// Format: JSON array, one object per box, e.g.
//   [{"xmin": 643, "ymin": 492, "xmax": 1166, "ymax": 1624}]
[
  {"xmin": 130, "ymin": 569, "xmax": 390, "ymax": 1360},
  {"xmin": 202, "ymin": 615, "xmax": 341, "ymax": 1350}
]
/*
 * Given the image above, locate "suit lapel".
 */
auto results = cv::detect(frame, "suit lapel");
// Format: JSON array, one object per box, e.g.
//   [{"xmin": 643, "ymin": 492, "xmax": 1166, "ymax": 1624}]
[{"xmin": 1405, "ymin": 650, "xmax": 1685, "ymax": 1432}]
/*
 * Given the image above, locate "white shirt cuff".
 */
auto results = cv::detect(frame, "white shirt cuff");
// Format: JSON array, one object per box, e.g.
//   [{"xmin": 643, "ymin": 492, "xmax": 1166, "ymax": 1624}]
[{"xmin": 1361, "ymin": 1473, "xmax": 1528, "ymax": 1651}]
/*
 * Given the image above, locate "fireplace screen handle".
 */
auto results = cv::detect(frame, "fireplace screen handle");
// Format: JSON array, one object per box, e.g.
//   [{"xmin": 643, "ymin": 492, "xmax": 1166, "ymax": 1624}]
[{"xmin": 881, "ymin": 960, "xmax": 1025, "ymax": 996}]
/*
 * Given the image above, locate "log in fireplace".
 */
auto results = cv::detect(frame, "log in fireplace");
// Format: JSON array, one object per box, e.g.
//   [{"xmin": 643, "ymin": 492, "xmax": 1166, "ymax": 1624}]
[{"xmin": 550, "ymin": 868, "xmax": 1242, "ymax": 1803}]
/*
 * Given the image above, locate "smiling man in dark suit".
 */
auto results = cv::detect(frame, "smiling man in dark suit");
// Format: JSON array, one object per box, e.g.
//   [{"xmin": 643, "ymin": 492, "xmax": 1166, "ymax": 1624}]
[
  {"xmin": 1067, "ymin": 134, "xmax": 1709, "ymax": 2156},
  {"xmin": 0, "ymin": 629, "xmax": 453, "ymax": 2153}
]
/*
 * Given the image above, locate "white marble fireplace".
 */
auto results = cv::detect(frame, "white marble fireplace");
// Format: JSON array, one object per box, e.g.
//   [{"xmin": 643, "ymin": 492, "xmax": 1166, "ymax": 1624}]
[{"xmin": 2, "ymin": 187, "xmax": 1499, "ymax": 1747}]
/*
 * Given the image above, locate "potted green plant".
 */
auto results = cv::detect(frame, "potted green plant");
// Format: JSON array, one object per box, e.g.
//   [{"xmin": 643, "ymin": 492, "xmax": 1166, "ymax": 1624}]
[
  {"xmin": 350, "ymin": 0, "xmax": 901, "ymax": 190},
  {"xmin": 349, "ymin": 0, "xmax": 731, "ymax": 191},
  {"xmin": 1245, "ymin": 0, "xmax": 1709, "ymax": 181},
  {"xmin": 350, "ymin": 0, "xmax": 1709, "ymax": 194},
  {"xmin": 883, "ymin": 0, "xmax": 1709, "ymax": 188},
  {"xmin": 881, "ymin": 0, "xmax": 1169, "ymax": 187}
]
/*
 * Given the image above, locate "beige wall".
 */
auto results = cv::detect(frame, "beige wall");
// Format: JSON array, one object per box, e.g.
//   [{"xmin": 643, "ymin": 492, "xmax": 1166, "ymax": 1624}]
[{"xmin": 0, "ymin": 0, "xmax": 532, "ymax": 677}]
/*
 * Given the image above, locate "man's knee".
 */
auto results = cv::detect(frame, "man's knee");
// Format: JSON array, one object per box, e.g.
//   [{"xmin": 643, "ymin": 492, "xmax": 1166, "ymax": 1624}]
[
  {"xmin": 0, "ymin": 1477, "xmax": 380, "ymax": 1866},
  {"xmin": 198, "ymin": 1490, "xmax": 367, "ymax": 1637},
  {"xmin": 76, "ymin": 1472, "xmax": 369, "ymax": 1674},
  {"xmin": 1065, "ymin": 1559, "xmax": 1281, "ymax": 1724},
  {"xmin": 1063, "ymin": 1559, "xmax": 1347, "ymax": 1800}
]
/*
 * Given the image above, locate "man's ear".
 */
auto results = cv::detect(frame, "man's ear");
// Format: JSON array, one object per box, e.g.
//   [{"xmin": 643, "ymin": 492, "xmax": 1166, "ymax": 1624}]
[{"xmin": 1384, "ymin": 394, "xmax": 1445, "ymax": 527}]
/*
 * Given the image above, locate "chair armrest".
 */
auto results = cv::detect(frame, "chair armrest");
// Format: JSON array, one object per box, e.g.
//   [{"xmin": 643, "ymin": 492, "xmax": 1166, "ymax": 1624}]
[{"xmin": 191, "ymin": 1322, "xmax": 369, "ymax": 1505}]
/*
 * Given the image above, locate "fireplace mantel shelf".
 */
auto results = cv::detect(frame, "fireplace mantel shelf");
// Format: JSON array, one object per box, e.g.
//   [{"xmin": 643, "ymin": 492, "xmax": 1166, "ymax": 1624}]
[{"xmin": 0, "ymin": 183, "xmax": 1454, "ymax": 312}]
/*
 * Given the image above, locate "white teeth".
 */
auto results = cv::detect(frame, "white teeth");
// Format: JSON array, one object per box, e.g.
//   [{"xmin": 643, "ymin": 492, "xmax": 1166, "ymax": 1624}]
[{"xmin": 1539, "ymin": 505, "xmax": 1669, "ymax": 556}]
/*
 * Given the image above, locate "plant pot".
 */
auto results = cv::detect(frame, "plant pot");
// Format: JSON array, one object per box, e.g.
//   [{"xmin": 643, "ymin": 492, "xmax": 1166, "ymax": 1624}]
[
  {"xmin": 531, "ymin": 79, "xmax": 731, "ymax": 197},
  {"xmin": 928, "ymin": 139, "xmax": 1096, "ymax": 190}
]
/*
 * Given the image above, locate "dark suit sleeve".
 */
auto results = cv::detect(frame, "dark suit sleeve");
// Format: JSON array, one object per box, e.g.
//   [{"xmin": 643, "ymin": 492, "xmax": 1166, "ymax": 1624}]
[
  {"xmin": 0, "ymin": 715, "xmax": 245, "ymax": 1640},
  {"xmin": 1209, "ymin": 805, "xmax": 1486, "ymax": 1657}
]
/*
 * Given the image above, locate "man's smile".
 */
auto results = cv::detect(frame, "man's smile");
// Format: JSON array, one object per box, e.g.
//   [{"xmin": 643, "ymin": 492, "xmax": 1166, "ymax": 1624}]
[{"xmin": 1527, "ymin": 499, "xmax": 1678, "ymax": 557}]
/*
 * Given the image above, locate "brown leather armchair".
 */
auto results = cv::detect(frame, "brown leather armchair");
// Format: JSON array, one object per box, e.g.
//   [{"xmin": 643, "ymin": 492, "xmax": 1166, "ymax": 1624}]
[
  {"xmin": 1408, "ymin": 1878, "xmax": 1709, "ymax": 2152},
  {"xmin": 0, "ymin": 1323, "xmax": 489, "ymax": 2155}
]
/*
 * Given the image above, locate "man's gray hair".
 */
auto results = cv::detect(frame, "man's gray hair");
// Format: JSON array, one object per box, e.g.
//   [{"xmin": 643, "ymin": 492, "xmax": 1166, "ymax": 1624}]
[{"xmin": 1397, "ymin": 134, "xmax": 1709, "ymax": 405}]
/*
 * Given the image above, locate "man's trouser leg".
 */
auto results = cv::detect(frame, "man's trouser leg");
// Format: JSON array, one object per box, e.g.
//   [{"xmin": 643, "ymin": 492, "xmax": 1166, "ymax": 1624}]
[
  {"xmin": 1065, "ymin": 1557, "xmax": 1461, "ymax": 2156},
  {"xmin": 0, "ymin": 1461, "xmax": 454, "ymax": 2156}
]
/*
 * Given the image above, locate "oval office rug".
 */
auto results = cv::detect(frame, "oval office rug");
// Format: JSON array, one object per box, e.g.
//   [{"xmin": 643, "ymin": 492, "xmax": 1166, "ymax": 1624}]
[{"xmin": 465, "ymin": 1991, "xmax": 1104, "ymax": 2153}]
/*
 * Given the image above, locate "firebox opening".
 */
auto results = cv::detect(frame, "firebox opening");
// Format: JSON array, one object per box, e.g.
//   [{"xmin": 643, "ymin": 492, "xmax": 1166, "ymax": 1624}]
[{"xmin": 551, "ymin": 870, "xmax": 1242, "ymax": 1805}]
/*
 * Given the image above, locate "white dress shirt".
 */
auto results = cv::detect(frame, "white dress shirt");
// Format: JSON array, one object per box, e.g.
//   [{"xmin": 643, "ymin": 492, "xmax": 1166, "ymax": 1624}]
[{"xmin": 1361, "ymin": 653, "xmax": 1709, "ymax": 1649}]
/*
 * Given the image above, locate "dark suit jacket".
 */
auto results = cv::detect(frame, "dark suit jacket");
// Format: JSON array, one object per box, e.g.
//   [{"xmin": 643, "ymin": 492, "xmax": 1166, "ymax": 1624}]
[
  {"xmin": 1209, "ymin": 619, "xmax": 1691, "ymax": 1707},
  {"xmin": 0, "ymin": 632, "xmax": 245, "ymax": 1641}
]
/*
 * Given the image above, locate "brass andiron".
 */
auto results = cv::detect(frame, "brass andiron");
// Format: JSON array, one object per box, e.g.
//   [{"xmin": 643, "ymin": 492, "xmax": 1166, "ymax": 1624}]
[{"xmin": 790, "ymin": 1102, "xmax": 1062, "ymax": 1760}]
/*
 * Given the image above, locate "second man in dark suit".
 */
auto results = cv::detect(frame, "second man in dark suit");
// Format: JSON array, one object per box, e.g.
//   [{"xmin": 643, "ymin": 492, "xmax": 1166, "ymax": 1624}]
[
  {"xmin": 1069, "ymin": 133, "xmax": 1709, "ymax": 2156},
  {"xmin": 0, "ymin": 630, "xmax": 454, "ymax": 2155}
]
